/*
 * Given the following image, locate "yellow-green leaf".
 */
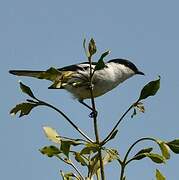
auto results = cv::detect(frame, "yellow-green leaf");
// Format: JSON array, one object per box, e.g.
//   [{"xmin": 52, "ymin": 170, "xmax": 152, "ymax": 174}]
[
  {"xmin": 88, "ymin": 38, "xmax": 97, "ymax": 56},
  {"xmin": 157, "ymin": 140, "xmax": 170, "ymax": 159},
  {"xmin": 156, "ymin": 169, "xmax": 166, "ymax": 180},
  {"xmin": 147, "ymin": 153, "xmax": 165, "ymax": 164},
  {"xmin": 74, "ymin": 152, "xmax": 87, "ymax": 166},
  {"xmin": 80, "ymin": 143, "xmax": 99, "ymax": 155}
]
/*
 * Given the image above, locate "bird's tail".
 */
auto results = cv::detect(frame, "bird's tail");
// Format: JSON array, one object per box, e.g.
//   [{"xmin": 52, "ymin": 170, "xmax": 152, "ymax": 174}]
[
  {"xmin": 9, "ymin": 68, "xmax": 65, "ymax": 82},
  {"xmin": 9, "ymin": 69, "xmax": 75, "ymax": 89},
  {"xmin": 9, "ymin": 70, "xmax": 44, "ymax": 79}
]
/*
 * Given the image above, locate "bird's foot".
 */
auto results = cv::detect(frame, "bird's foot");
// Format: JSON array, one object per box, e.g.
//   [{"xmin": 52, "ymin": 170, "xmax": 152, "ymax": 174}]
[{"xmin": 89, "ymin": 110, "xmax": 98, "ymax": 118}]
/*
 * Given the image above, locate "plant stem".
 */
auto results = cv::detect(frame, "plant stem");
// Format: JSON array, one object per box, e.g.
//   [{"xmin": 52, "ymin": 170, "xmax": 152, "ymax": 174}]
[
  {"xmin": 124, "ymin": 137, "xmax": 156, "ymax": 165},
  {"xmin": 88, "ymin": 56, "xmax": 105, "ymax": 180},
  {"xmin": 102, "ymin": 103, "xmax": 134, "ymax": 145},
  {"xmin": 70, "ymin": 161, "xmax": 84, "ymax": 180},
  {"xmin": 119, "ymin": 164, "xmax": 125, "ymax": 180},
  {"xmin": 119, "ymin": 137, "xmax": 156, "ymax": 179},
  {"xmin": 37, "ymin": 100, "xmax": 93, "ymax": 143},
  {"xmin": 56, "ymin": 155, "xmax": 84, "ymax": 180},
  {"xmin": 59, "ymin": 136, "xmax": 89, "ymax": 143}
]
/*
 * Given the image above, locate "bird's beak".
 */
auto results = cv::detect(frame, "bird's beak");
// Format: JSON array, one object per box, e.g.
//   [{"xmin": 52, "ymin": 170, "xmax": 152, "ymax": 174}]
[{"xmin": 136, "ymin": 71, "xmax": 145, "ymax": 75}]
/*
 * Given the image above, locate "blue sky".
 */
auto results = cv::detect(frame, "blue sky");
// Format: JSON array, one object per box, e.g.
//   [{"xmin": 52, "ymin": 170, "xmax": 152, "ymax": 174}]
[{"xmin": 1, "ymin": 0, "xmax": 179, "ymax": 179}]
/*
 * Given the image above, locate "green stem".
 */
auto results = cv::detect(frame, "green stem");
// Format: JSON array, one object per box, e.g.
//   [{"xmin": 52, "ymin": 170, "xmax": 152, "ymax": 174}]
[
  {"xmin": 70, "ymin": 161, "xmax": 84, "ymax": 180},
  {"xmin": 123, "ymin": 137, "xmax": 156, "ymax": 164},
  {"xmin": 88, "ymin": 55, "xmax": 105, "ymax": 180},
  {"xmin": 56, "ymin": 155, "xmax": 84, "ymax": 180},
  {"xmin": 119, "ymin": 164, "xmax": 125, "ymax": 180},
  {"xmin": 119, "ymin": 137, "xmax": 156, "ymax": 179},
  {"xmin": 37, "ymin": 100, "xmax": 93, "ymax": 143},
  {"xmin": 59, "ymin": 136, "xmax": 89, "ymax": 143},
  {"xmin": 88, "ymin": 56, "xmax": 99, "ymax": 141}
]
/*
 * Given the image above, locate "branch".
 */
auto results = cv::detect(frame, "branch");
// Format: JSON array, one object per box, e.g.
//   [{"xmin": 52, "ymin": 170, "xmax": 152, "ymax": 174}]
[
  {"xmin": 124, "ymin": 137, "xmax": 156, "ymax": 165},
  {"xmin": 119, "ymin": 137, "xmax": 156, "ymax": 180},
  {"xmin": 59, "ymin": 136, "xmax": 89, "ymax": 143},
  {"xmin": 37, "ymin": 100, "xmax": 94, "ymax": 143},
  {"xmin": 56, "ymin": 155, "xmax": 84, "ymax": 180},
  {"xmin": 88, "ymin": 54, "xmax": 105, "ymax": 180}
]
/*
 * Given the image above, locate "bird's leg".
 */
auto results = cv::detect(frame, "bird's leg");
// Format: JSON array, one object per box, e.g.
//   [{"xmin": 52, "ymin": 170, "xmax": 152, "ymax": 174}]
[
  {"xmin": 79, "ymin": 100, "xmax": 93, "ymax": 110},
  {"xmin": 79, "ymin": 100, "xmax": 98, "ymax": 118}
]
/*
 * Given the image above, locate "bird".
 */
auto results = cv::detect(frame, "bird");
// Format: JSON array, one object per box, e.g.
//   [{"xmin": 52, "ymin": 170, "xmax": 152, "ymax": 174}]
[{"xmin": 9, "ymin": 58, "xmax": 144, "ymax": 113}]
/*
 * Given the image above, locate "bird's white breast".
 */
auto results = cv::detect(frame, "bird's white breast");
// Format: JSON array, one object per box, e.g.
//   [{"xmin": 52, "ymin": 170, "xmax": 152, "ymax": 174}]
[{"xmin": 64, "ymin": 62, "xmax": 135, "ymax": 100}]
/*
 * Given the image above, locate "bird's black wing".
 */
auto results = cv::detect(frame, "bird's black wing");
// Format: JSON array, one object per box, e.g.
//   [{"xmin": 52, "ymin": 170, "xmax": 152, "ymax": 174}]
[
  {"xmin": 58, "ymin": 62, "xmax": 98, "ymax": 72},
  {"xmin": 9, "ymin": 62, "xmax": 99, "ymax": 81}
]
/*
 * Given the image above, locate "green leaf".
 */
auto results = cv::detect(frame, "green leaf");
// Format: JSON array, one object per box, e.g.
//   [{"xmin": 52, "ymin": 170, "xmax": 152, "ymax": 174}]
[
  {"xmin": 19, "ymin": 82, "xmax": 36, "ymax": 99},
  {"xmin": 43, "ymin": 126, "xmax": 61, "ymax": 144},
  {"xmin": 74, "ymin": 152, "xmax": 87, "ymax": 166},
  {"xmin": 157, "ymin": 140, "xmax": 170, "ymax": 159},
  {"xmin": 107, "ymin": 130, "xmax": 118, "ymax": 142},
  {"xmin": 146, "ymin": 153, "xmax": 165, "ymax": 164},
  {"xmin": 60, "ymin": 141, "xmax": 71, "ymax": 158},
  {"xmin": 60, "ymin": 140, "xmax": 81, "ymax": 158},
  {"xmin": 80, "ymin": 144, "xmax": 99, "ymax": 155},
  {"xmin": 88, "ymin": 38, "xmax": 97, "ymax": 57},
  {"xmin": 133, "ymin": 148, "xmax": 153, "ymax": 160},
  {"xmin": 167, "ymin": 139, "xmax": 179, "ymax": 154},
  {"xmin": 138, "ymin": 77, "xmax": 160, "ymax": 101},
  {"xmin": 133, "ymin": 153, "xmax": 148, "ymax": 161},
  {"xmin": 100, "ymin": 50, "xmax": 110, "ymax": 60},
  {"xmin": 10, "ymin": 102, "xmax": 38, "ymax": 117},
  {"xmin": 94, "ymin": 59, "xmax": 105, "ymax": 71},
  {"xmin": 94, "ymin": 50, "xmax": 110, "ymax": 71},
  {"xmin": 135, "ymin": 147, "xmax": 153, "ymax": 155},
  {"xmin": 40, "ymin": 145, "xmax": 61, "ymax": 157},
  {"xmin": 156, "ymin": 169, "xmax": 166, "ymax": 180}
]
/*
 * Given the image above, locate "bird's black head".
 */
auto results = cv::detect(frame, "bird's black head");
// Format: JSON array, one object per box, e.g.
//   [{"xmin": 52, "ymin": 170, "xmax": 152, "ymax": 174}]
[{"xmin": 108, "ymin": 58, "xmax": 144, "ymax": 75}]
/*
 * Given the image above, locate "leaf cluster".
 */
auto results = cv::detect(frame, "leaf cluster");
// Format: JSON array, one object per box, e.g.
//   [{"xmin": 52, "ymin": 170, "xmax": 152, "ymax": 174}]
[{"xmin": 40, "ymin": 126, "xmax": 120, "ymax": 179}]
